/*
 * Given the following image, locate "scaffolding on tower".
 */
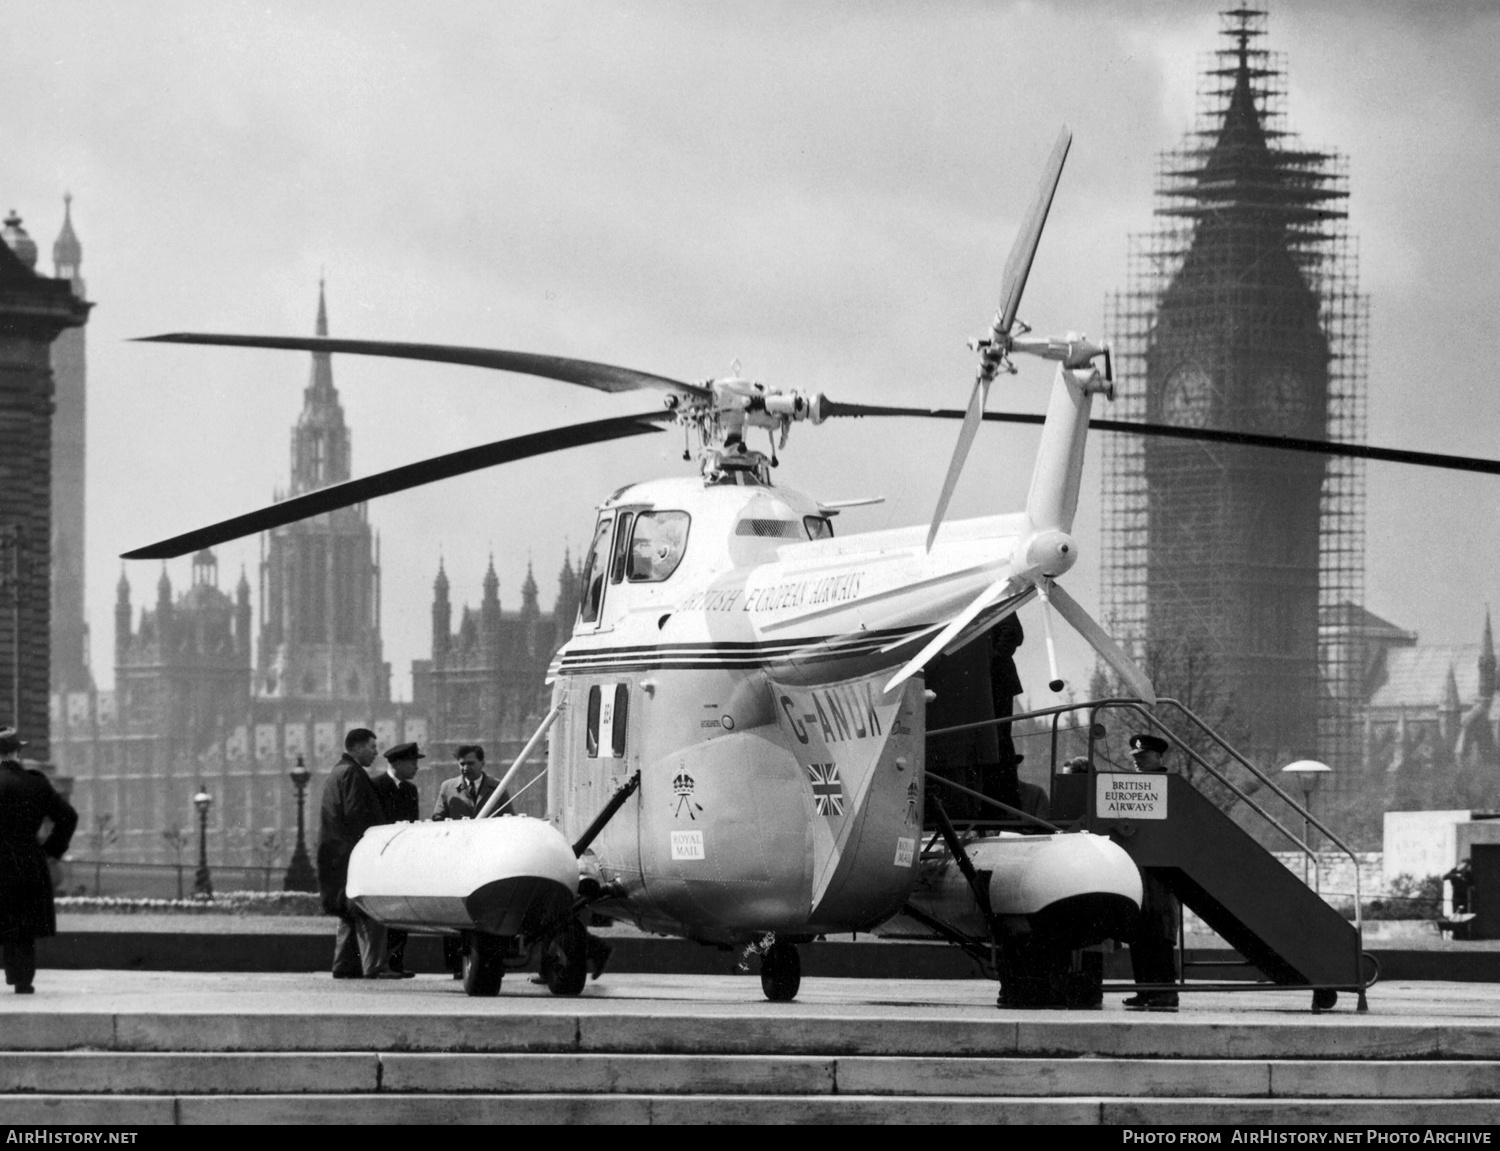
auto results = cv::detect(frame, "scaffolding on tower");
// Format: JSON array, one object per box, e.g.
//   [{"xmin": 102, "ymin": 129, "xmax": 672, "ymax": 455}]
[{"xmin": 1099, "ymin": 7, "xmax": 1368, "ymax": 801}]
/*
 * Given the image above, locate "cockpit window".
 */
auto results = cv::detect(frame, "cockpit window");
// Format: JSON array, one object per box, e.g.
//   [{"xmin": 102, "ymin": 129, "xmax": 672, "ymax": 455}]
[
  {"xmin": 578, "ymin": 514, "xmax": 614, "ymax": 624},
  {"xmin": 609, "ymin": 512, "xmax": 636, "ymax": 585},
  {"xmin": 626, "ymin": 511, "xmax": 691, "ymax": 583},
  {"xmin": 803, "ymin": 515, "xmax": 835, "ymax": 541}
]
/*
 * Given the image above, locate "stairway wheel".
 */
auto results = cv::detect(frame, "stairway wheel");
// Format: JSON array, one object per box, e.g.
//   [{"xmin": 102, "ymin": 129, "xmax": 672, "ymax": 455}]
[{"xmin": 1311, "ymin": 988, "xmax": 1338, "ymax": 1012}]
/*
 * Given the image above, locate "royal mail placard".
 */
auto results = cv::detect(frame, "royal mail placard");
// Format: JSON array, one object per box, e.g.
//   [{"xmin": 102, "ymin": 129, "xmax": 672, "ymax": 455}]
[{"xmin": 1096, "ymin": 773, "xmax": 1168, "ymax": 820}]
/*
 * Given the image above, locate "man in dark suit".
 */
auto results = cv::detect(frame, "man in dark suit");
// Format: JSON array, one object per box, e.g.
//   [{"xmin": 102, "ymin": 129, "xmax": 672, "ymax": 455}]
[
  {"xmin": 433, "ymin": 744, "xmax": 507, "ymax": 976},
  {"xmin": 317, "ymin": 727, "xmax": 400, "ymax": 980},
  {"xmin": 0, "ymin": 727, "xmax": 77, "ymax": 994},
  {"xmin": 432, "ymin": 744, "xmax": 508, "ymax": 820},
  {"xmin": 372, "ymin": 743, "xmax": 424, "ymax": 977}
]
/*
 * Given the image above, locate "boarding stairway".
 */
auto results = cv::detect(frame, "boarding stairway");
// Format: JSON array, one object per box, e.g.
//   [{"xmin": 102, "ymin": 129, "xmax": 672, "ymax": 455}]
[
  {"xmin": 935, "ymin": 696, "xmax": 1373, "ymax": 1009},
  {"xmin": 1058, "ymin": 771, "xmax": 1364, "ymax": 1002},
  {"xmin": 1, "ymin": 996, "xmax": 1498, "ymax": 1124}
]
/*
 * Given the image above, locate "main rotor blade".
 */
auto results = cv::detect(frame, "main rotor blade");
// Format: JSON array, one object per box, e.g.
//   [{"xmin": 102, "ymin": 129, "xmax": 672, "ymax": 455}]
[
  {"xmin": 123, "ymin": 411, "xmax": 669, "ymax": 560},
  {"xmin": 135, "ymin": 333, "xmax": 711, "ymax": 400},
  {"xmin": 822, "ymin": 401, "xmax": 1500, "ymax": 477},
  {"xmin": 996, "ymin": 126, "xmax": 1072, "ymax": 337},
  {"xmin": 1046, "ymin": 581, "xmax": 1156, "ymax": 706}
]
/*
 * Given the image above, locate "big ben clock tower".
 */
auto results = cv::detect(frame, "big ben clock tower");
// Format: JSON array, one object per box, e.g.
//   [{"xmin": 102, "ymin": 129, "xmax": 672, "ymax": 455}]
[{"xmin": 1104, "ymin": 8, "xmax": 1366, "ymax": 769}]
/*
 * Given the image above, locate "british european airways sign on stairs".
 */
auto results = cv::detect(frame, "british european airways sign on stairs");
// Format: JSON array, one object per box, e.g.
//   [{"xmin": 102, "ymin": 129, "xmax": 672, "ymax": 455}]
[{"xmin": 1097, "ymin": 773, "xmax": 1168, "ymax": 820}]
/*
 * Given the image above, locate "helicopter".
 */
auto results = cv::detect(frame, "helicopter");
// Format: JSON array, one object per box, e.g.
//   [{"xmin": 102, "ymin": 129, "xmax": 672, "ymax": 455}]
[{"xmin": 126, "ymin": 127, "xmax": 1500, "ymax": 1003}]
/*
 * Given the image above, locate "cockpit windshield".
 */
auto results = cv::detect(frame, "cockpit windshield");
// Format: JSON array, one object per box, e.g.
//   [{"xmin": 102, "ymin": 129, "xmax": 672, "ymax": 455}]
[
  {"xmin": 577, "ymin": 514, "xmax": 614, "ymax": 624},
  {"xmin": 626, "ymin": 511, "xmax": 690, "ymax": 582}
]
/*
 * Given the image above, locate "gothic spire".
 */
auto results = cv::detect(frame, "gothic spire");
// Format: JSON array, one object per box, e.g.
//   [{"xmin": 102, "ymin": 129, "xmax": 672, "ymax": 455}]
[
  {"xmin": 290, "ymin": 279, "xmax": 350, "ymax": 494},
  {"xmin": 53, "ymin": 193, "xmax": 81, "ymax": 282},
  {"xmin": 1480, "ymin": 608, "xmax": 1496, "ymax": 700}
]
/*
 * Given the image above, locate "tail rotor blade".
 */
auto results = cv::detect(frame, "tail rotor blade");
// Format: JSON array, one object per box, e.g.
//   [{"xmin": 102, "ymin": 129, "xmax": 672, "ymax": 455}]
[
  {"xmin": 925, "ymin": 376, "xmax": 990, "ymax": 550},
  {"xmin": 1046, "ymin": 581, "xmax": 1156, "ymax": 705},
  {"xmin": 884, "ymin": 573, "xmax": 1016, "ymax": 694},
  {"xmin": 996, "ymin": 126, "xmax": 1072, "ymax": 337},
  {"xmin": 926, "ymin": 126, "xmax": 1072, "ymax": 553}
]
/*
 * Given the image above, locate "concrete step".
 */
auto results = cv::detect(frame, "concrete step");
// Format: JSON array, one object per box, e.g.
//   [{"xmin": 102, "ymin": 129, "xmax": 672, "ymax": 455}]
[
  {"xmin": 1, "ymin": 1093, "xmax": 1498, "ymax": 1125},
  {"xmin": 4, "ymin": 1051, "xmax": 1499, "ymax": 1099},
  {"xmin": 8, "ymin": 1010, "xmax": 1500, "ymax": 1060}
]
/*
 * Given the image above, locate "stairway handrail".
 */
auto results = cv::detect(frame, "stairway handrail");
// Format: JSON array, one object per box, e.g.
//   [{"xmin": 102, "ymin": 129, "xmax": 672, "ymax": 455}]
[{"xmin": 1088, "ymin": 697, "xmax": 1364, "ymax": 945}]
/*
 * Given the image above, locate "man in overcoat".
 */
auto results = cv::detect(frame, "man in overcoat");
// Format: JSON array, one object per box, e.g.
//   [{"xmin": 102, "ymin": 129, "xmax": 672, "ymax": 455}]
[
  {"xmin": 317, "ymin": 728, "xmax": 398, "ymax": 979},
  {"xmin": 0, "ymin": 727, "xmax": 77, "ymax": 993},
  {"xmin": 432, "ymin": 744, "xmax": 508, "ymax": 820},
  {"xmin": 432, "ymin": 744, "xmax": 507, "ymax": 976}
]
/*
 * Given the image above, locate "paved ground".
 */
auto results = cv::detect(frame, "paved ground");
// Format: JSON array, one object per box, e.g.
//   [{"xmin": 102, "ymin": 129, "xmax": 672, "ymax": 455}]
[{"xmin": 2, "ymin": 970, "xmax": 1497, "ymax": 1025}]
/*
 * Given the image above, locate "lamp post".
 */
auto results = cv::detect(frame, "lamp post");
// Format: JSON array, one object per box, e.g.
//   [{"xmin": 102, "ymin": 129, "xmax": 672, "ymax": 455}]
[
  {"xmin": 192, "ymin": 787, "xmax": 214, "ymax": 898},
  {"xmin": 284, "ymin": 756, "xmax": 317, "ymax": 892},
  {"xmin": 1281, "ymin": 759, "xmax": 1332, "ymax": 891}
]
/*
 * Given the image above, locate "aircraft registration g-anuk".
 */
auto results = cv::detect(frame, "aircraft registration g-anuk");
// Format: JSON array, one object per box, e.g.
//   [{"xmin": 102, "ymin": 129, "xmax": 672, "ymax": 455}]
[{"xmin": 126, "ymin": 127, "xmax": 1500, "ymax": 1004}]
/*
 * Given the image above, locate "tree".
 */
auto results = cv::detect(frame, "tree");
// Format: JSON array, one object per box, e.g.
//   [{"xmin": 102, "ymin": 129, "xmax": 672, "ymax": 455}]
[
  {"xmin": 161, "ymin": 827, "xmax": 189, "ymax": 899},
  {"xmin": 250, "ymin": 832, "xmax": 281, "ymax": 893},
  {"xmin": 88, "ymin": 814, "xmax": 118, "ymax": 896},
  {"xmin": 1093, "ymin": 631, "xmax": 1257, "ymax": 812}
]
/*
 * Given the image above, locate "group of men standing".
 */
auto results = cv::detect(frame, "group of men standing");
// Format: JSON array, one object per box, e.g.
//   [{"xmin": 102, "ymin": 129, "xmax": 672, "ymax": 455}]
[{"xmin": 316, "ymin": 728, "xmax": 506, "ymax": 979}]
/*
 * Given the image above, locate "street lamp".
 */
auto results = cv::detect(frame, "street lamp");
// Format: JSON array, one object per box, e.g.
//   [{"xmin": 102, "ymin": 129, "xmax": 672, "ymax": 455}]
[
  {"xmin": 1281, "ymin": 759, "xmax": 1332, "ymax": 891},
  {"xmin": 283, "ymin": 756, "xmax": 317, "ymax": 893},
  {"xmin": 192, "ymin": 786, "xmax": 214, "ymax": 898}
]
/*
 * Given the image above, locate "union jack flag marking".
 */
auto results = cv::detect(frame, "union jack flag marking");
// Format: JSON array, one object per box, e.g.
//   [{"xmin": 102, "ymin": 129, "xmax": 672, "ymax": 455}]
[{"xmin": 807, "ymin": 762, "xmax": 843, "ymax": 817}]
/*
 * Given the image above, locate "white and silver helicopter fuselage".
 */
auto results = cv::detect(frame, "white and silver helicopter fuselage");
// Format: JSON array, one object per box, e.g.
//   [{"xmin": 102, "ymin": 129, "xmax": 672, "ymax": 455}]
[{"xmin": 544, "ymin": 364, "xmax": 1098, "ymax": 944}]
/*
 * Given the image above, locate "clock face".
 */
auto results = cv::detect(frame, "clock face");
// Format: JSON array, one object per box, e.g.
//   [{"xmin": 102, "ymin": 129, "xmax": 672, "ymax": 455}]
[
  {"xmin": 1162, "ymin": 363, "xmax": 1213, "ymax": 427},
  {"xmin": 1257, "ymin": 365, "xmax": 1314, "ymax": 432}
]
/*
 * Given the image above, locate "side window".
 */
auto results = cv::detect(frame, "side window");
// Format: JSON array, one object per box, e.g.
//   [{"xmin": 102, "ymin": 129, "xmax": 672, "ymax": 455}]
[
  {"xmin": 609, "ymin": 512, "xmax": 636, "ymax": 585},
  {"xmin": 611, "ymin": 683, "xmax": 629, "ymax": 758},
  {"xmin": 578, "ymin": 514, "xmax": 614, "ymax": 625},
  {"xmin": 804, "ymin": 515, "xmax": 834, "ymax": 540},
  {"xmin": 585, "ymin": 685, "xmax": 602, "ymax": 758},
  {"xmin": 627, "ymin": 511, "xmax": 691, "ymax": 583}
]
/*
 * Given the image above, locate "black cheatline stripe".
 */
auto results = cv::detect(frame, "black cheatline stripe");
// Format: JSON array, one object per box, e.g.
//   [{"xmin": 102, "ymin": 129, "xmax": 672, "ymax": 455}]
[
  {"xmin": 553, "ymin": 629, "xmax": 926, "ymax": 672},
  {"xmin": 566, "ymin": 626, "xmax": 921, "ymax": 658}
]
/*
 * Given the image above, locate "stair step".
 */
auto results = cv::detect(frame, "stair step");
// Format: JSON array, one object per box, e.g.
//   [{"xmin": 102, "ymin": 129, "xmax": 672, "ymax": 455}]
[
  {"xmin": 3, "ymin": 1052, "xmax": 1497, "ymax": 1100},
  {"xmin": 2, "ymin": 1093, "xmax": 1498, "ymax": 1125},
  {"xmin": 9, "ymin": 1012, "xmax": 1499, "ymax": 1060}
]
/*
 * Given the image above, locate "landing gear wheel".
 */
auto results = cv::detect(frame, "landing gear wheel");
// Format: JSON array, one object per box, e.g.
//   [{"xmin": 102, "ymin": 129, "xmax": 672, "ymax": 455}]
[
  {"xmin": 462, "ymin": 932, "xmax": 505, "ymax": 997},
  {"xmin": 760, "ymin": 940, "xmax": 801, "ymax": 1002},
  {"xmin": 544, "ymin": 920, "xmax": 588, "ymax": 997},
  {"xmin": 1311, "ymin": 988, "xmax": 1338, "ymax": 1012}
]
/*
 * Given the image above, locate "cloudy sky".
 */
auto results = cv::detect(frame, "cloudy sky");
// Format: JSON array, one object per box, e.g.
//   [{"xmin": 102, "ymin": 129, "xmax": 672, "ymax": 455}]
[{"xmin": 3, "ymin": 1, "xmax": 1498, "ymax": 701}]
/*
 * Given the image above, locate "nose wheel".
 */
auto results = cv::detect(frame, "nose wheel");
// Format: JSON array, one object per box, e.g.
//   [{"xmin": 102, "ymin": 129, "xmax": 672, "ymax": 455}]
[
  {"xmin": 462, "ymin": 931, "xmax": 506, "ymax": 997},
  {"xmin": 759, "ymin": 940, "xmax": 801, "ymax": 1002}
]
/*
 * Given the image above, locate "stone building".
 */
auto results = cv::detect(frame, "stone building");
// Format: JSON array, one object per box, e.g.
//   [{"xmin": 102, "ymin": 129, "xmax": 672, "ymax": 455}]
[
  {"xmin": 412, "ymin": 554, "xmax": 580, "ymax": 816},
  {"xmin": 50, "ymin": 196, "xmax": 90, "ymax": 696},
  {"xmin": 53, "ymin": 286, "xmax": 423, "ymax": 865},
  {"xmin": 1354, "ymin": 609, "xmax": 1500, "ymax": 777},
  {"xmin": 0, "ymin": 207, "xmax": 90, "ymax": 759}
]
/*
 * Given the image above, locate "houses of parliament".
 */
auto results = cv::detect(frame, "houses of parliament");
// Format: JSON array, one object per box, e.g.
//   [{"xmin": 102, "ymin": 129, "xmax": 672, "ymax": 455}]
[{"xmin": 47, "ymin": 279, "xmax": 580, "ymax": 865}]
